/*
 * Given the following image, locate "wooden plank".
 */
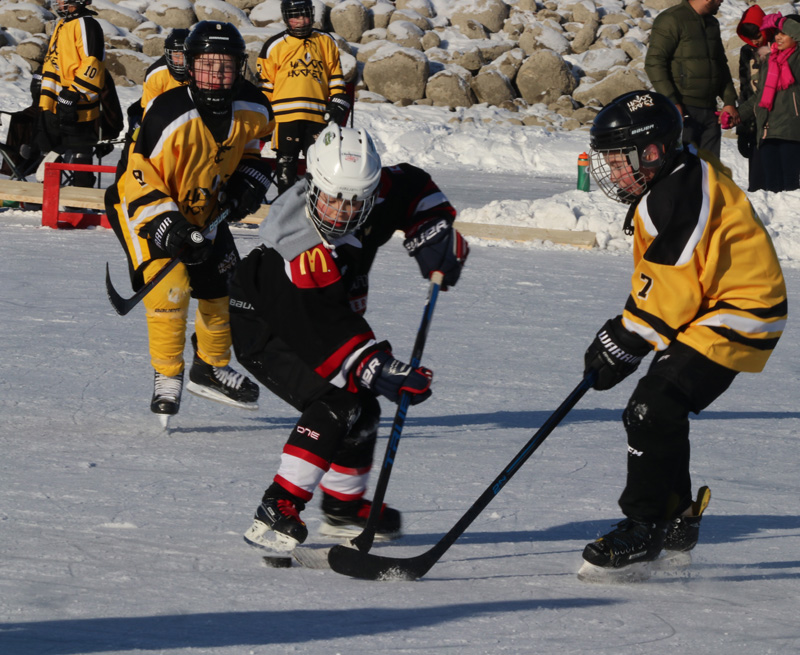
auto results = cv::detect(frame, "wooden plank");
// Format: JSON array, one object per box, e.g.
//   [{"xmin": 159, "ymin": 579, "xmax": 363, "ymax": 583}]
[
  {"xmin": 1, "ymin": 179, "xmax": 595, "ymax": 247},
  {"xmin": 0, "ymin": 179, "xmax": 107, "ymax": 209},
  {"xmin": 454, "ymin": 222, "xmax": 596, "ymax": 249}
]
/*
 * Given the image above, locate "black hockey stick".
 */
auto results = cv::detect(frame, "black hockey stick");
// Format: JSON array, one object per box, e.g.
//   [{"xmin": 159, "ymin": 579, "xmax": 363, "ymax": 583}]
[
  {"xmin": 347, "ymin": 270, "xmax": 444, "ymax": 554},
  {"xmin": 105, "ymin": 208, "xmax": 230, "ymax": 316},
  {"xmin": 327, "ymin": 370, "xmax": 597, "ymax": 580}
]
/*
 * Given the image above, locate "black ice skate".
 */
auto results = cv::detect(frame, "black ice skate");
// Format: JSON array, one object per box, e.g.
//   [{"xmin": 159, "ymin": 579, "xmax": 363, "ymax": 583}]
[
  {"xmin": 186, "ymin": 354, "xmax": 259, "ymax": 410},
  {"xmin": 243, "ymin": 496, "xmax": 308, "ymax": 554},
  {"xmin": 319, "ymin": 492, "xmax": 402, "ymax": 541},
  {"xmin": 660, "ymin": 486, "xmax": 711, "ymax": 568},
  {"xmin": 578, "ymin": 518, "xmax": 666, "ymax": 583},
  {"xmin": 150, "ymin": 370, "xmax": 184, "ymax": 428}
]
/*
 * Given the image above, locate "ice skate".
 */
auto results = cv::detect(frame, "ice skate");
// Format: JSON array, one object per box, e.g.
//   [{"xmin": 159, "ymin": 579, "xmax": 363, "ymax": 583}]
[
  {"xmin": 659, "ymin": 486, "xmax": 711, "ymax": 568},
  {"xmin": 318, "ymin": 492, "xmax": 402, "ymax": 542},
  {"xmin": 150, "ymin": 370, "xmax": 183, "ymax": 428},
  {"xmin": 578, "ymin": 517, "xmax": 666, "ymax": 583},
  {"xmin": 186, "ymin": 354, "xmax": 259, "ymax": 410},
  {"xmin": 244, "ymin": 496, "xmax": 308, "ymax": 554}
]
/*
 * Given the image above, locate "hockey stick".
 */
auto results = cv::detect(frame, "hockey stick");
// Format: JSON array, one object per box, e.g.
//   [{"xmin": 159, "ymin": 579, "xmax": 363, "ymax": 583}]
[
  {"xmin": 105, "ymin": 208, "xmax": 231, "ymax": 316},
  {"xmin": 349, "ymin": 270, "xmax": 444, "ymax": 554},
  {"xmin": 327, "ymin": 370, "xmax": 597, "ymax": 580}
]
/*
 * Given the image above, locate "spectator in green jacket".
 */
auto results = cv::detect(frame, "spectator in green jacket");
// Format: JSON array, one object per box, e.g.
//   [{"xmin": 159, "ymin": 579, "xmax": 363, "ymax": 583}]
[
  {"xmin": 726, "ymin": 13, "xmax": 800, "ymax": 192},
  {"xmin": 645, "ymin": 0, "xmax": 739, "ymax": 158}
]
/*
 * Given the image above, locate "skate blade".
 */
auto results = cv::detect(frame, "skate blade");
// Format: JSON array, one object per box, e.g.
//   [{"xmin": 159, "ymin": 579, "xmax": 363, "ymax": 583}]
[
  {"xmin": 652, "ymin": 550, "xmax": 692, "ymax": 571},
  {"xmin": 186, "ymin": 382, "xmax": 259, "ymax": 411},
  {"xmin": 317, "ymin": 521, "xmax": 401, "ymax": 542},
  {"xmin": 243, "ymin": 523, "xmax": 300, "ymax": 554},
  {"xmin": 577, "ymin": 560, "xmax": 652, "ymax": 584},
  {"xmin": 156, "ymin": 413, "xmax": 171, "ymax": 431}
]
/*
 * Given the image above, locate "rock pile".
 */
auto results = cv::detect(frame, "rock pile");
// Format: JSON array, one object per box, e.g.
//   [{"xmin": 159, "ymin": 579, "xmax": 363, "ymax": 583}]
[{"xmin": 0, "ymin": 0, "xmax": 788, "ymax": 130}]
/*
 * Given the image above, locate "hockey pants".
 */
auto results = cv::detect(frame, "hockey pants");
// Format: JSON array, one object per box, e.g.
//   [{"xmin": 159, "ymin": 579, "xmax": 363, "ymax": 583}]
[
  {"xmin": 230, "ymin": 316, "xmax": 381, "ymax": 505},
  {"xmin": 618, "ymin": 341, "xmax": 737, "ymax": 522},
  {"xmin": 142, "ymin": 223, "xmax": 240, "ymax": 377}
]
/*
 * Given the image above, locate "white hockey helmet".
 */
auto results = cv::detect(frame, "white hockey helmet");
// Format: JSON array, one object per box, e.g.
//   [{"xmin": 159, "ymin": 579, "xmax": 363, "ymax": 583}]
[{"xmin": 305, "ymin": 124, "xmax": 382, "ymax": 239}]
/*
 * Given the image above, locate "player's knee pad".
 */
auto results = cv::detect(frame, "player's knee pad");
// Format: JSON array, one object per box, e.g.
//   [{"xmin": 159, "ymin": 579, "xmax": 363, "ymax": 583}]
[
  {"xmin": 623, "ymin": 375, "xmax": 690, "ymax": 446},
  {"xmin": 337, "ymin": 394, "xmax": 381, "ymax": 467},
  {"xmin": 289, "ymin": 390, "xmax": 362, "ymax": 462}
]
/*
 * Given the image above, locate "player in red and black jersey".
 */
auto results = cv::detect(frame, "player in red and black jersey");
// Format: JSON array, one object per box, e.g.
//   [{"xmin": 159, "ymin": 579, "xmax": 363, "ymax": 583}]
[{"xmin": 231, "ymin": 124, "xmax": 469, "ymax": 553}]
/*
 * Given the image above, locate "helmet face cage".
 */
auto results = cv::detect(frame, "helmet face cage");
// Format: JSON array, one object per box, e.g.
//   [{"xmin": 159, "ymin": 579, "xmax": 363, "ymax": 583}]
[
  {"xmin": 53, "ymin": 0, "xmax": 90, "ymax": 17},
  {"xmin": 164, "ymin": 29, "xmax": 189, "ymax": 81},
  {"xmin": 305, "ymin": 125, "xmax": 382, "ymax": 240},
  {"xmin": 184, "ymin": 22, "xmax": 247, "ymax": 114},
  {"xmin": 589, "ymin": 90, "xmax": 683, "ymax": 204},
  {"xmin": 282, "ymin": 0, "xmax": 314, "ymax": 37}
]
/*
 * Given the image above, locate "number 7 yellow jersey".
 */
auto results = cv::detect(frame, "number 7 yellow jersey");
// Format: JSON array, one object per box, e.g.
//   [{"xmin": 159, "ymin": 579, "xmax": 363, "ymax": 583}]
[{"xmin": 623, "ymin": 153, "xmax": 787, "ymax": 373}]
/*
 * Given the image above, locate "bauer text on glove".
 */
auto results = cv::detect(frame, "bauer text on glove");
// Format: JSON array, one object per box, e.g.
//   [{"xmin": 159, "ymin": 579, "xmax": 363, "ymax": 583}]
[
  {"xmin": 403, "ymin": 218, "xmax": 469, "ymax": 289},
  {"xmin": 355, "ymin": 349, "xmax": 433, "ymax": 405}
]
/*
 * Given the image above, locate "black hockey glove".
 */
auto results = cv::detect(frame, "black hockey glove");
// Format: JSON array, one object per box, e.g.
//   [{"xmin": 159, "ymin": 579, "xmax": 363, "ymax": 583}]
[
  {"xmin": 220, "ymin": 162, "xmax": 272, "ymax": 222},
  {"xmin": 141, "ymin": 212, "xmax": 212, "ymax": 265},
  {"xmin": 323, "ymin": 94, "xmax": 351, "ymax": 125},
  {"xmin": 403, "ymin": 218, "xmax": 469, "ymax": 290},
  {"xmin": 584, "ymin": 316, "xmax": 651, "ymax": 391},
  {"xmin": 355, "ymin": 348, "xmax": 433, "ymax": 405},
  {"xmin": 56, "ymin": 89, "xmax": 81, "ymax": 127}
]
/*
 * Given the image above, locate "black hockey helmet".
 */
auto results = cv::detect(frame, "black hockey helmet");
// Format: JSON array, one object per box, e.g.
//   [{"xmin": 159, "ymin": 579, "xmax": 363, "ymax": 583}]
[
  {"xmin": 589, "ymin": 90, "xmax": 683, "ymax": 204},
  {"xmin": 281, "ymin": 0, "xmax": 314, "ymax": 38},
  {"xmin": 184, "ymin": 21, "xmax": 247, "ymax": 115},
  {"xmin": 164, "ymin": 28, "xmax": 189, "ymax": 82},
  {"xmin": 52, "ymin": 0, "xmax": 91, "ymax": 18}
]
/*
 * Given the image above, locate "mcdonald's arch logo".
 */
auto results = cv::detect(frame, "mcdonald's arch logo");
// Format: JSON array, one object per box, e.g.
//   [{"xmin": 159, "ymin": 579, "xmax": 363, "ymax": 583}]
[{"xmin": 299, "ymin": 247, "xmax": 329, "ymax": 275}]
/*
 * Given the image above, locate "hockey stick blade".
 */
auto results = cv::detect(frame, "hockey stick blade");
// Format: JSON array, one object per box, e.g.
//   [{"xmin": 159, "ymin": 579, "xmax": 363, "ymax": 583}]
[
  {"xmin": 104, "ymin": 208, "xmax": 230, "ymax": 316},
  {"xmin": 348, "ymin": 271, "xmax": 444, "ymax": 554},
  {"xmin": 328, "ymin": 372, "xmax": 596, "ymax": 581}
]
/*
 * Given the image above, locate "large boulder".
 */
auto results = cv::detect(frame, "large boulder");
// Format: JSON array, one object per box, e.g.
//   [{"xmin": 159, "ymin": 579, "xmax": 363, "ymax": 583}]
[
  {"xmin": 425, "ymin": 65, "xmax": 476, "ymax": 107},
  {"xmin": 144, "ymin": 0, "xmax": 197, "ymax": 29},
  {"xmin": 105, "ymin": 48, "xmax": 155, "ymax": 86},
  {"xmin": 330, "ymin": 0, "xmax": 370, "ymax": 43},
  {"xmin": 471, "ymin": 69, "xmax": 516, "ymax": 105},
  {"xmin": 0, "ymin": 2, "xmax": 53, "ymax": 34},
  {"xmin": 386, "ymin": 20, "xmax": 425, "ymax": 50},
  {"xmin": 450, "ymin": 0, "xmax": 509, "ymax": 34},
  {"xmin": 572, "ymin": 67, "xmax": 650, "ymax": 106},
  {"xmin": 395, "ymin": 0, "xmax": 436, "ymax": 19},
  {"xmin": 92, "ymin": 0, "xmax": 146, "ymax": 31},
  {"xmin": 516, "ymin": 49, "xmax": 577, "ymax": 104},
  {"xmin": 194, "ymin": 0, "xmax": 252, "ymax": 27},
  {"xmin": 362, "ymin": 43, "xmax": 428, "ymax": 102}
]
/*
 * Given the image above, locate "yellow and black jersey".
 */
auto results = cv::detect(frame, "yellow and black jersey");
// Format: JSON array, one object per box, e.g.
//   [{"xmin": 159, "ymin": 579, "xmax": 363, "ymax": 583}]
[
  {"xmin": 39, "ymin": 14, "xmax": 105, "ymax": 123},
  {"xmin": 256, "ymin": 29, "xmax": 345, "ymax": 129},
  {"xmin": 107, "ymin": 81, "xmax": 274, "ymax": 282},
  {"xmin": 623, "ymin": 152, "xmax": 787, "ymax": 373},
  {"xmin": 141, "ymin": 56, "xmax": 186, "ymax": 112}
]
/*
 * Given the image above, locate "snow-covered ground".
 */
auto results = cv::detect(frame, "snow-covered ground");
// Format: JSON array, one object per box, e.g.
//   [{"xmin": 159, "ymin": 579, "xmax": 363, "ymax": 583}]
[{"xmin": 2, "ymin": 79, "xmax": 800, "ymax": 654}]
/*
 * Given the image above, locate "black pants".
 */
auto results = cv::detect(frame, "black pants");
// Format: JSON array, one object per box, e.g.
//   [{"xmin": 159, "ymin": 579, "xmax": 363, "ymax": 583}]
[
  {"xmin": 273, "ymin": 120, "xmax": 324, "ymax": 193},
  {"xmin": 618, "ymin": 341, "xmax": 737, "ymax": 522},
  {"xmin": 758, "ymin": 139, "xmax": 800, "ymax": 192},
  {"xmin": 682, "ymin": 105, "xmax": 722, "ymax": 159},
  {"xmin": 229, "ymin": 287, "xmax": 379, "ymax": 474},
  {"xmin": 37, "ymin": 110, "xmax": 98, "ymax": 187}
]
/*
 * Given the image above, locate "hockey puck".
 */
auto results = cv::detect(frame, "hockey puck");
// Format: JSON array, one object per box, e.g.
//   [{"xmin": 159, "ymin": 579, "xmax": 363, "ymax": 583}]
[{"xmin": 262, "ymin": 555, "xmax": 293, "ymax": 568}]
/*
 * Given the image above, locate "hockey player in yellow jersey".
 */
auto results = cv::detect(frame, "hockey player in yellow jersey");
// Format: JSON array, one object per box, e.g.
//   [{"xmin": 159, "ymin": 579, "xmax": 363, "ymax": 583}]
[
  {"xmin": 256, "ymin": 0, "xmax": 350, "ymax": 193},
  {"xmin": 125, "ymin": 28, "xmax": 189, "ymax": 138},
  {"xmin": 577, "ymin": 91, "xmax": 787, "ymax": 581},
  {"xmin": 105, "ymin": 21, "xmax": 275, "ymax": 424},
  {"xmin": 37, "ymin": 0, "xmax": 105, "ymax": 187}
]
